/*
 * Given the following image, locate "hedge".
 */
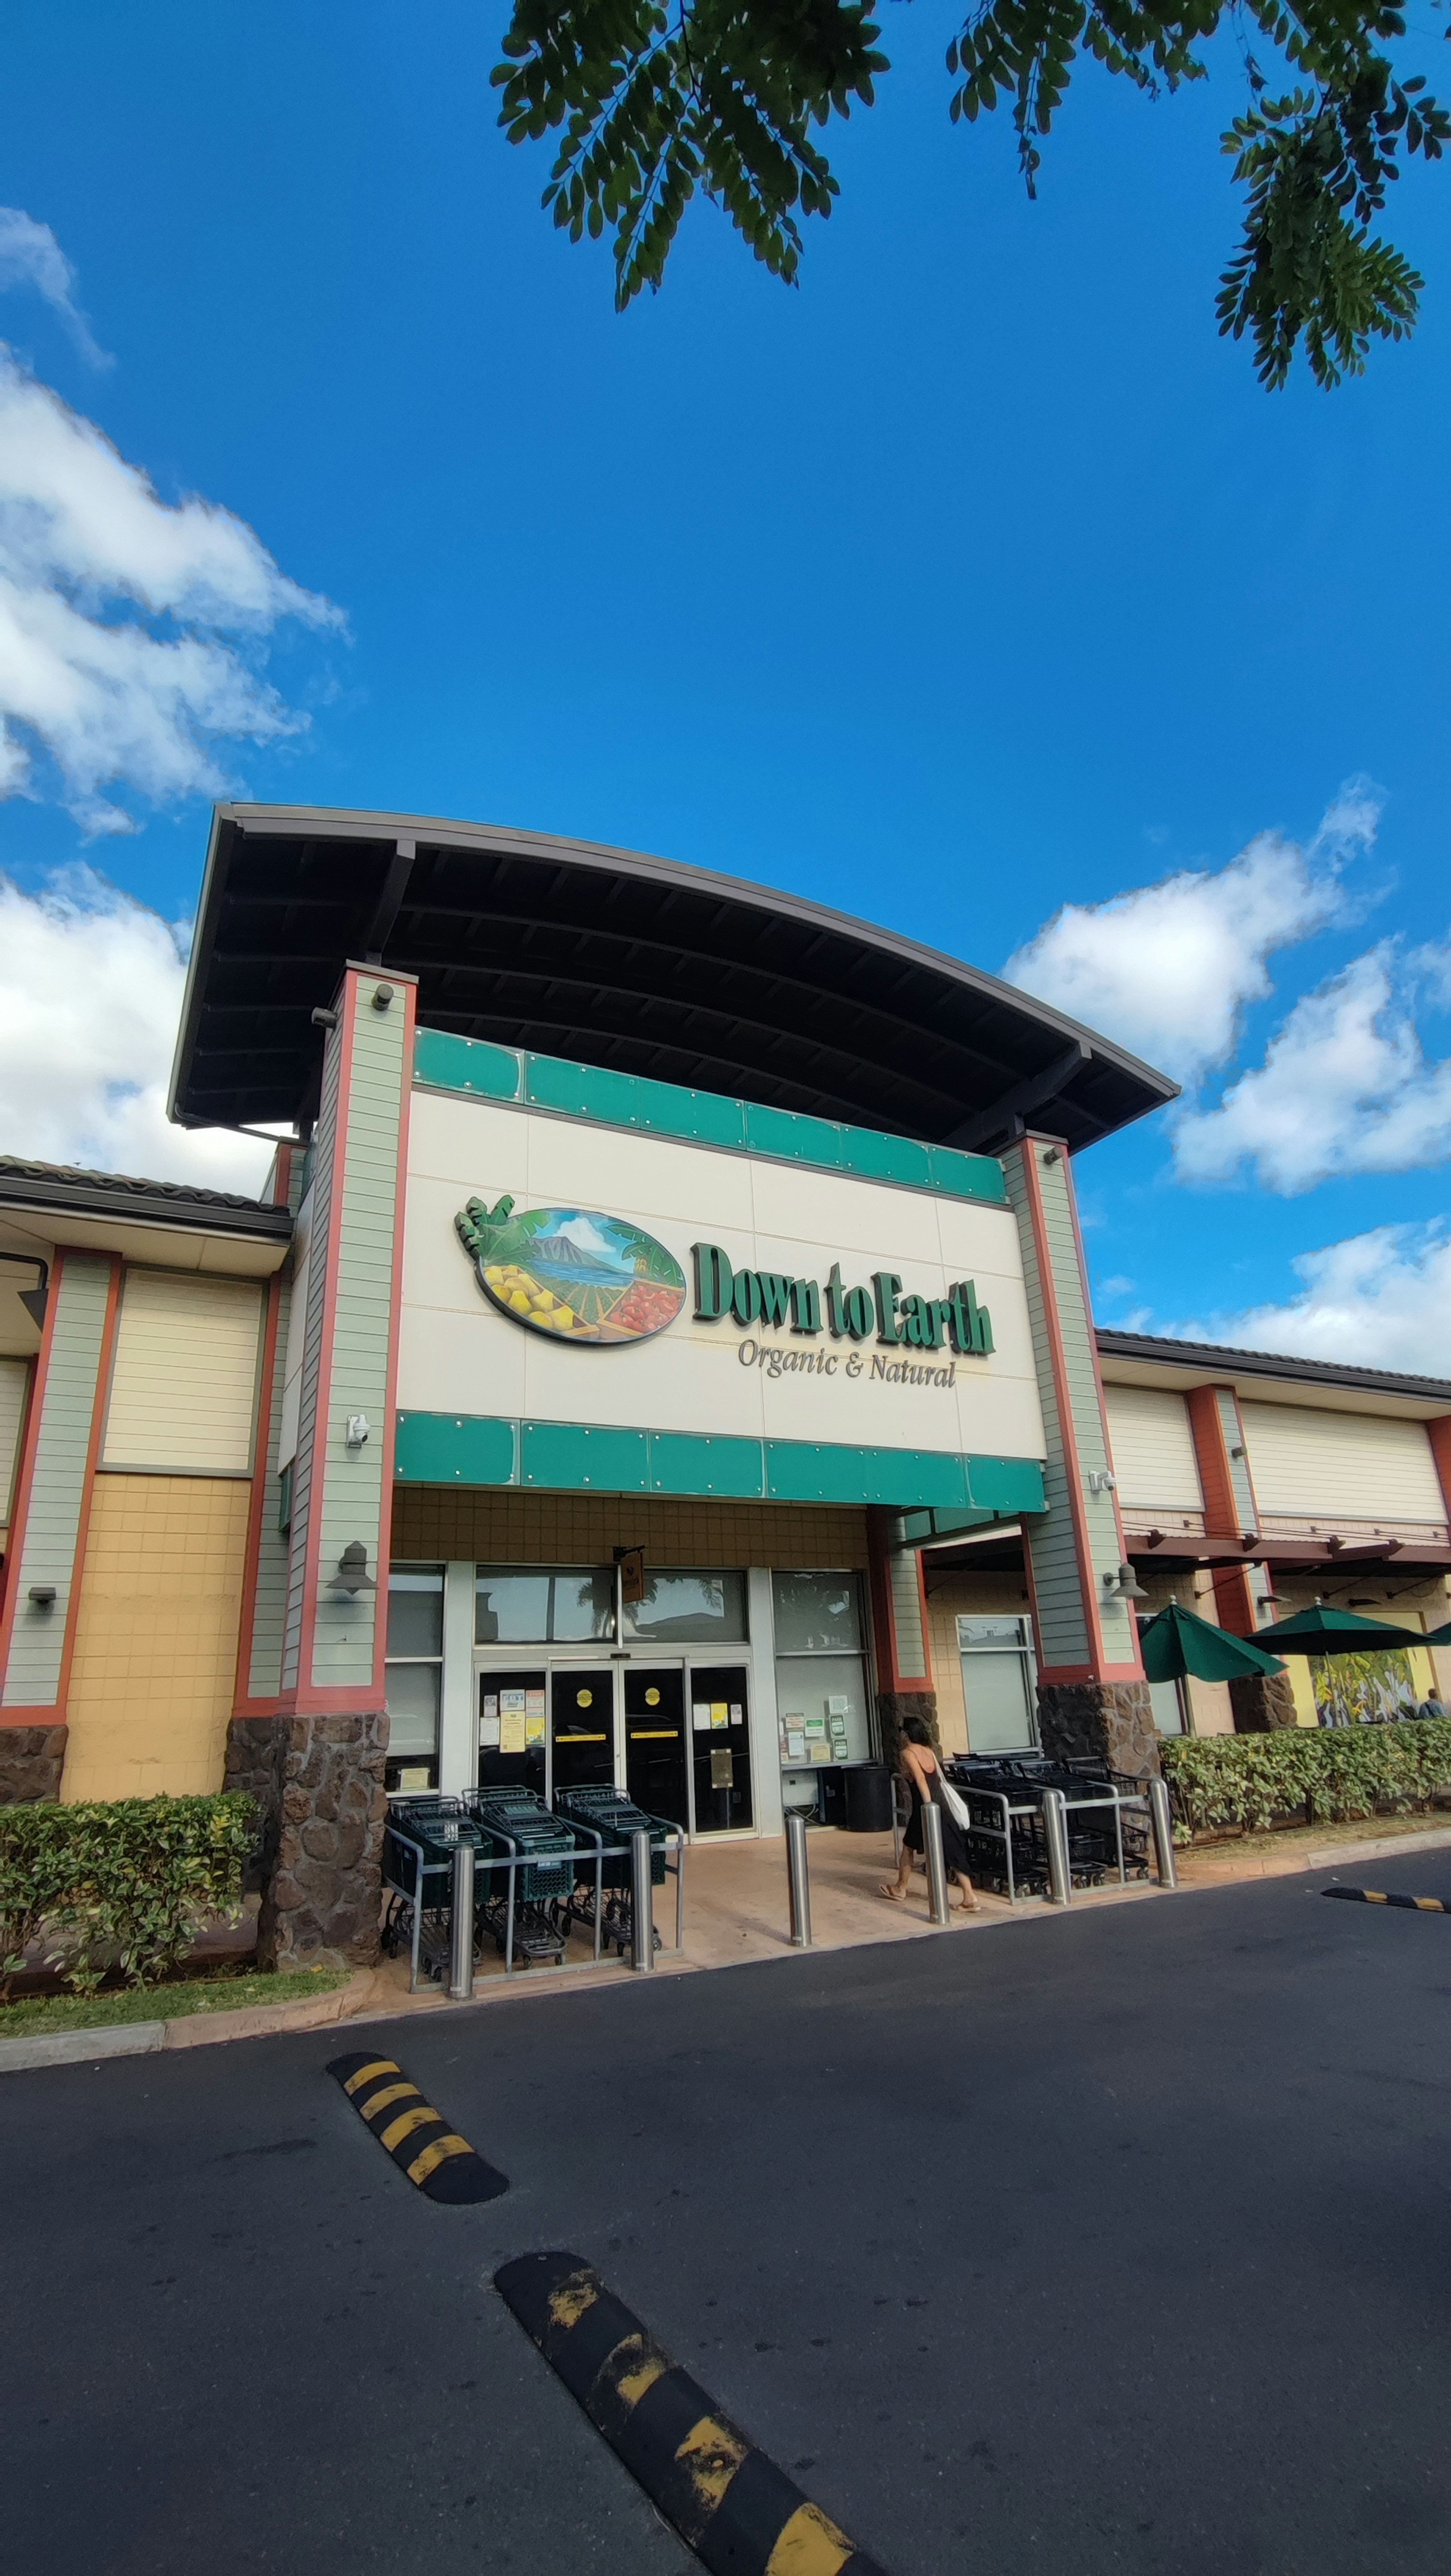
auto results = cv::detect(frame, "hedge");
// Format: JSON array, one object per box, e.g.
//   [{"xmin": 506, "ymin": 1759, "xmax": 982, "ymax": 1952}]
[
  {"xmin": 1160, "ymin": 1720, "xmax": 1451, "ymax": 1840},
  {"xmin": 0, "ymin": 1792, "xmax": 258, "ymax": 1996}
]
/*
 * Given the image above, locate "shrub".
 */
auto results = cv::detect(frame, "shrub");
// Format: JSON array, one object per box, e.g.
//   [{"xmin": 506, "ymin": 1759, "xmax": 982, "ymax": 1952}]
[
  {"xmin": 0, "ymin": 1792, "xmax": 258, "ymax": 1996},
  {"xmin": 1160, "ymin": 1720, "xmax": 1451, "ymax": 1841}
]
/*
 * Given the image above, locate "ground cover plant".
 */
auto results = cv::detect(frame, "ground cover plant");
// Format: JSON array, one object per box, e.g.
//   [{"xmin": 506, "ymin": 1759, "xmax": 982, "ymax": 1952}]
[{"xmin": 0, "ymin": 1965, "xmax": 347, "ymax": 2037}]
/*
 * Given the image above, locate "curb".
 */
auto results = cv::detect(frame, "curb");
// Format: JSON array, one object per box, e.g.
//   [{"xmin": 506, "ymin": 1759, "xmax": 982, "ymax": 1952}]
[{"xmin": 0, "ymin": 2020, "xmax": 167, "ymax": 2073}]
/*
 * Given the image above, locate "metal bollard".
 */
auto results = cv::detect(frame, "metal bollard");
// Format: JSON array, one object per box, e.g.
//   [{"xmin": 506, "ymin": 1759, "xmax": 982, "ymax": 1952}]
[
  {"xmin": 1148, "ymin": 1776, "xmax": 1178, "ymax": 1889},
  {"xmin": 786, "ymin": 1812, "xmax": 812, "ymax": 1947},
  {"xmin": 1041, "ymin": 1786, "xmax": 1073, "ymax": 1906},
  {"xmin": 448, "ymin": 1840, "xmax": 476, "ymax": 2001},
  {"xmin": 922, "ymin": 1800, "xmax": 952, "ymax": 1926},
  {"xmin": 630, "ymin": 1827, "xmax": 655, "ymax": 1972}
]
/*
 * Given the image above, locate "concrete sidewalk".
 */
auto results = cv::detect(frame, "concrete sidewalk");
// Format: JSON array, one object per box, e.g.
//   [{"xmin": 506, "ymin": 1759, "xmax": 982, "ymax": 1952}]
[{"xmin": 9, "ymin": 1811, "xmax": 1451, "ymax": 2069}]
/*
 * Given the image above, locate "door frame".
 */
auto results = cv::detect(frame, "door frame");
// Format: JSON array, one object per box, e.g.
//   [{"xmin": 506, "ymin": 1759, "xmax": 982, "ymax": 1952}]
[{"xmin": 470, "ymin": 1639, "xmax": 759, "ymax": 1837}]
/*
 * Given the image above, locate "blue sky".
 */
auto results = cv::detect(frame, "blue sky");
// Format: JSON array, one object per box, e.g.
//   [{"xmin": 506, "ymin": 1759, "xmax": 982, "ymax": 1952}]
[{"xmin": 0, "ymin": 0, "xmax": 1447, "ymax": 1365}]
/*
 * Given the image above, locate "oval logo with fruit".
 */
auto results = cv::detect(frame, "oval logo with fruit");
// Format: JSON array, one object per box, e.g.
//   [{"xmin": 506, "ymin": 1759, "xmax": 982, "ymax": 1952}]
[{"xmin": 455, "ymin": 1194, "xmax": 686, "ymax": 1345}]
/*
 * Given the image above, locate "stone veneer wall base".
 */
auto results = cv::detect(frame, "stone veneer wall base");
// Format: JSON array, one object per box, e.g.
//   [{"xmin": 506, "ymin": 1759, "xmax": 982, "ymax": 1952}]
[
  {"xmin": 876, "ymin": 1689, "xmax": 939, "ymax": 1770},
  {"xmin": 226, "ymin": 1711, "xmax": 389, "ymax": 1969},
  {"xmin": 1228, "ymin": 1672, "xmax": 1301, "ymax": 1733},
  {"xmin": 1036, "ymin": 1681, "xmax": 1161, "ymax": 1780},
  {"xmin": 0, "ymin": 1724, "xmax": 68, "ymax": 1803}
]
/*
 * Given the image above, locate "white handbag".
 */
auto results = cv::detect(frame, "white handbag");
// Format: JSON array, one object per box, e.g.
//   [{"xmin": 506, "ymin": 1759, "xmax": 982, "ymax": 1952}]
[{"xmin": 933, "ymin": 1763, "xmax": 972, "ymax": 1835}]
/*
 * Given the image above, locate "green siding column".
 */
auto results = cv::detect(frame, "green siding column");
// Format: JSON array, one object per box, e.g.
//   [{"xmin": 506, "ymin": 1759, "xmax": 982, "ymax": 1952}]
[
  {"xmin": 278, "ymin": 967, "xmax": 415, "ymax": 1706},
  {"xmin": 0, "ymin": 1252, "xmax": 114, "ymax": 1711},
  {"xmin": 1001, "ymin": 1137, "xmax": 1157, "ymax": 1775}
]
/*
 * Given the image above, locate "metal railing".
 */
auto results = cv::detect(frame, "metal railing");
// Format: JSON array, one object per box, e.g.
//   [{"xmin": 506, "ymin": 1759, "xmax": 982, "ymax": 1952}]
[{"xmin": 383, "ymin": 1810, "xmax": 686, "ymax": 1992}]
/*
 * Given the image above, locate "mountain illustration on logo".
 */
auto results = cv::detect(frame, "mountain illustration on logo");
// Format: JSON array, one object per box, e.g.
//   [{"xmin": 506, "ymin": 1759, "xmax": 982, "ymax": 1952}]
[{"xmin": 455, "ymin": 1195, "xmax": 687, "ymax": 1345}]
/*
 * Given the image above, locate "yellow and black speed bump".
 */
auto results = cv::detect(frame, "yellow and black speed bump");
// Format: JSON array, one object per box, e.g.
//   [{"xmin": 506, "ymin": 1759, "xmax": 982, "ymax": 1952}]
[
  {"xmin": 1323, "ymin": 1886, "xmax": 1451, "ymax": 1913},
  {"xmin": 495, "ymin": 2249, "xmax": 889, "ymax": 2575},
  {"xmin": 326, "ymin": 2052, "xmax": 508, "ymax": 2203}
]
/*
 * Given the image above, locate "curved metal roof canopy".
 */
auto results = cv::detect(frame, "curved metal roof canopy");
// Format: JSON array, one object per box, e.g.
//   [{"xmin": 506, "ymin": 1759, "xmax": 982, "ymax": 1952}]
[{"xmin": 169, "ymin": 805, "xmax": 1178, "ymax": 1151}]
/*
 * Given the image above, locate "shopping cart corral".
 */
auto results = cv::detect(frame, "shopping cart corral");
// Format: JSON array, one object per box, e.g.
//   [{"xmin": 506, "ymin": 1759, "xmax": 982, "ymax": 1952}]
[
  {"xmin": 894, "ymin": 1757, "xmax": 1157, "ymax": 1903},
  {"xmin": 382, "ymin": 1790, "xmax": 685, "ymax": 1989}
]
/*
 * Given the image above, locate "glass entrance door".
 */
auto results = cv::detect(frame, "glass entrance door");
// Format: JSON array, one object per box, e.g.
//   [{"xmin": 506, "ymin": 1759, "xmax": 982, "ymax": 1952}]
[
  {"xmin": 624, "ymin": 1667, "xmax": 688, "ymax": 1828},
  {"xmin": 688, "ymin": 1663, "xmax": 753, "ymax": 1832},
  {"xmin": 551, "ymin": 1667, "xmax": 616, "ymax": 1793}
]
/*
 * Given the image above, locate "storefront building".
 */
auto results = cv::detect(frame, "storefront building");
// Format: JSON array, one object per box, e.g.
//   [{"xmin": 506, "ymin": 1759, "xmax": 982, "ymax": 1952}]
[{"xmin": 2, "ymin": 805, "xmax": 1447, "ymax": 1961}]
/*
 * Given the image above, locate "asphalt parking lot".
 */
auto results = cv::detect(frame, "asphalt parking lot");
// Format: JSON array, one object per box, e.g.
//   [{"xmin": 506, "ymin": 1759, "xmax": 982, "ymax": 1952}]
[{"xmin": 5, "ymin": 1855, "xmax": 1451, "ymax": 2575}]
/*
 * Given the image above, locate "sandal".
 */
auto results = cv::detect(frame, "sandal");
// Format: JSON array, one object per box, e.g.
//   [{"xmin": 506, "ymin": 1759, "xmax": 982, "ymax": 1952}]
[{"xmin": 879, "ymin": 1882, "xmax": 906, "ymax": 1901}]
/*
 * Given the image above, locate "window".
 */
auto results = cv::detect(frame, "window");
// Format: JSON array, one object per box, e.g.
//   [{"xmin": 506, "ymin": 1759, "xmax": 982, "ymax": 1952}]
[
  {"xmin": 625, "ymin": 1570, "xmax": 747, "ymax": 1643},
  {"xmin": 475, "ymin": 1566, "xmax": 615, "ymax": 1643},
  {"xmin": 1148, "ymin": 1678, "xmax": 1187, "ymax": 1735},
  {"xmin": 957, "ymin": 1616, "xmax": 1038, "ymax": 1755},
  {"xmin": 385, "ymin": 1564, "xmax": 444, "ymax": 1790},
  {"xmin": 772, "ymin": 1571, "xmax": 873, "ymax": 1766}
]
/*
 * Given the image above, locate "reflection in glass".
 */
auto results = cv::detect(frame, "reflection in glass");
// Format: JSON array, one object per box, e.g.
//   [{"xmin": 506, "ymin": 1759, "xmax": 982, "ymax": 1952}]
[
  {"xmin": 770, "ymin": 1571, "xmax": 862, "ymax": 1653},
  {"xmin": 385, "ymin": 1565, "xmax": 444, "ymax": 1658},
  {"xmin": 956, "ymin": 1615, "xmax": 1038, "ymax": 1754},
  {"xmin": 384, "ymin": 1661, "xmax": 441, "ymax": 1756},
  {"xmin": 625, "ymin": 1570, "xmax": 747, "ymax": 1643},
  {"xmin": 475, "ymin": 1565, "xmax": 615, "ymax": 1643}
]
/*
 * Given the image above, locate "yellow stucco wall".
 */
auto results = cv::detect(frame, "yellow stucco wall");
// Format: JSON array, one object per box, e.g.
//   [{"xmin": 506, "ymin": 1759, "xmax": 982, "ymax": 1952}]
[{"xmin": 62, "ymin": 1473, "xmax": 251, "ymax": 1802}]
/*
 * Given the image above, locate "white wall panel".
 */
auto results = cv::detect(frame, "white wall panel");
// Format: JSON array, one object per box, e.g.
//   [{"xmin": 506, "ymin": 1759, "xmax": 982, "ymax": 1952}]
[
  {"xmin": 1240, "ymin": 1400, "xmax": 1446, "ymax": 1523},
  {"xmin": 0, "ymin": 1354, "xmax": 30, "ymax": 1525},
  {"xmin": 1103, "ymin": 1386, "xmax": 1203, "ymax": 1512},
  {"xmin": 400, "ymin": 1090, "xmax": 1047, "ymax": 1463},
  {"xmin": 102, "ymin": 1271, "xmax": 263, "ymax": 1475}
]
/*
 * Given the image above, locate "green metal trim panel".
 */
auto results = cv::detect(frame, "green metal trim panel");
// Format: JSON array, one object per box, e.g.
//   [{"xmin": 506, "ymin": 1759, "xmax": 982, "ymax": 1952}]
[
  {"xmin": 395, "ymin": 1412, "xmax": 517, "ymax": 1484},
  {"xmin": 647, "ymin": 1431, "xmax": 766, "ymax": 1498},
  {"xmin": 963, "ymin": 1454, "xmax": 1049, "ymax": 1515},
  {"xmin": 411, "ymin": 1026, "xmax": 523, "ymax": 1101},
  {"xmin": 412, "ymin": 1028, "xmax": 1007, "ymax": 1206},
  {"xmin": 521, "ymin": 1420, "xmax": 648, "ymax": 1491},
  {"xmin": 392, "ymin": 1409, "xmax": 1044, "ymax": 1516}
]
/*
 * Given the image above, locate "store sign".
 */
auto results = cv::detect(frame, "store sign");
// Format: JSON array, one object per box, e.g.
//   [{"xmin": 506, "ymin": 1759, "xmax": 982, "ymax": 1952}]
[
  {"xmin": 691, "ymin": 1242, "xmax": 993, "ymax": 1356},
  {"xmin": 455, "ymin": 1194, "xmax": 686, "ymax": 1345}
]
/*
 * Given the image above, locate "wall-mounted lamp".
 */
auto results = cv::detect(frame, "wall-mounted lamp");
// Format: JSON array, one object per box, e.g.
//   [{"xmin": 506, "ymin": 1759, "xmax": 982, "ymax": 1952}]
[
  {"xmin": 311, "ymin": 1006, "xmax": 338, "ymax": 1031},
  {"xmin": 345, "ymin": 1413, "xmax": 370, "ymax": 1449},
  {"xmin": 371, "ymin": 983, "xmax": 395, "ymax": 1012},
  {"xmin": 331, "ymin": 1542, "xmax": 376, "ymax": 1596},
  {"xmin": 1041, "ymin": 1146, "xmax": 1061, "ymax": 1164},
  {"xmin": 1085, "ymin": 1469, "xmax": 1116, "ymax": 1495},
  {"xmin": 1229, "ymin": 1443, "xmax": 1246, "ymax": 1459},
  {"xmin": 1103, "ymin": 1561, "xmax": 1149, "ymax": 1604},
  {"xmin": 28, "ymin": 1584, "xmax": 56, "ymax": 1610}
]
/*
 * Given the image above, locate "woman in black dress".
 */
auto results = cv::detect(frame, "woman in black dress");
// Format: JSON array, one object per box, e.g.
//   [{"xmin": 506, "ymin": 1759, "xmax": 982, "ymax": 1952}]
[{"xmin": 880, "ymin": 1712, "xmax": 979, "ymax": 1911}]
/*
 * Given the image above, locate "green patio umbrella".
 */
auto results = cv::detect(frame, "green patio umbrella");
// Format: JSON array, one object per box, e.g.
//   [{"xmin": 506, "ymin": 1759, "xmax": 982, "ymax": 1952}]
[
  {"xmin": 1259, "ymin": 1603, "xmax": 1425, "ymax": 1654},
  {"xmin": 1138, "ymin": 1600, "xmax": 1286, "ymax": 1683},
  {"xmin": 1422, "ymin": 1619, "xmax": 1451, "ymax": 1647}
]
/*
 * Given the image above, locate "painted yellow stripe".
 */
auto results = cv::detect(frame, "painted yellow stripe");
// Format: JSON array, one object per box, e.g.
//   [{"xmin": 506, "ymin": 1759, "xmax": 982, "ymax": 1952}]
[
  {"xmin": 673, "ymin": 2413, "xmax": 751, "ymax": 2518},
  {"xmin": 630, "ymin": 1730, "xmax": 678, "ymax": 1740},
  {"xmin": 1414, "ymin": 1897, "xmax": 1445, "ymax": 1912},
  {"xmin": 406, "ymin": 2133, "xmax": 476, "ymax": 2185},
  {"xmin": 360, "ymin": 2081, "xmax": 420, "ymax": 2122},
  {"xmin": 548, "ymin": 2270, "xmax": 602, "ymax": 2332},
  {"xmin": 1365, "ymin": 1891, "xmax": 1388, "ymax": 1904},
  {"xmin": 343, "ymin": 2057, "xmax": 399, "ymax": 2095},
  {"xmin": 380, "ymin": 2103, "xmax": 446, "ymax": 2152},
  {"xmin": 597, "ymin": 2333, "xmax": 670, "ymax": 2418},
  {"xmin": 766, "ymin": 2500, "xmax": 857, "ymax": 2574}
]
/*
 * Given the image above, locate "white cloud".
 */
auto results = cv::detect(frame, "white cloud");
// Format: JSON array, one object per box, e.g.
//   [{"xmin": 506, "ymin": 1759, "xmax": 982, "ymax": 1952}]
[
  {"xmin": 1174, "ymin": 942, "xmax": 1451, "ymax": 1192},
  {"xmin": 1178, "ymin": 1225, "xmax": 1451, "ymax": 1377},
  {"xmin": 0, "ymin": 208, "xmax": 110, "ymax": 367},
  {"xmin": 1004, "ymin": 785, "xmax": 1377, "ymax": 1082},
  {"xmin": 0, "ymin": 867, "xmax": 273, "ymax": 1192},
  {"xmin": 0, "ymin": 345, "xmax": 341, "ymax": 830}
]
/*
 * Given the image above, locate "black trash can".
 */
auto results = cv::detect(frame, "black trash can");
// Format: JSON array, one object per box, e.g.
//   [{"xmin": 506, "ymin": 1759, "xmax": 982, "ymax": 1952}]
[{"xmin": 842, "ymin": 1763, "xmax": 894, "ymax": 1833}]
